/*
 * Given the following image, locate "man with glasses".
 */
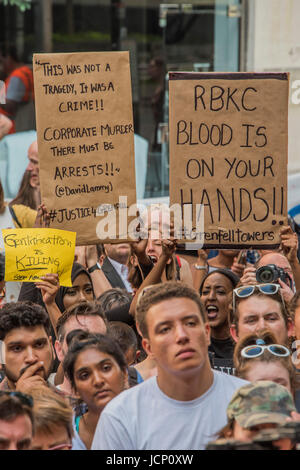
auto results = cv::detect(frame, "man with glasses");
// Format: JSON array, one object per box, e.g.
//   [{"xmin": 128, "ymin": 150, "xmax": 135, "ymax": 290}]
[
  {"xmin": 0, "ymin": 391, "xmax": 34, "ymax": 450},
  {"xmin": 230, "ymin": 283, "xmax": 294, "ymax": 345}
]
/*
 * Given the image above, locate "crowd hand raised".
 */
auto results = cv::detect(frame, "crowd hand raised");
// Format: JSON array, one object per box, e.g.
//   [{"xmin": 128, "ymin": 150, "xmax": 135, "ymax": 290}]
[
  {"xmin": 74, "ymin": 246, "xmax": 87, "ymax": 268},
  {"xmin": 280, "ymin": 225, "xmax": 299, "ymax": 264},
  {"xmin": 231, "ymin": 258, "xmax": 247, "ymax": 278},
  {"xmin": 161, "ymin": 239, "xmax": 177, "ymax": 259},
  {"xmin": 85, "ymin": 245, "xmax": 98, "ymax": 268},
  {"xmin": 35, "ymin": 273, "xmax": 60, "ymax": 306},
  {"xmin": 278, "ymin": 278, "xmax": 294, "ymax": 303},
  {"xmin": 197, "ymin": 249, "xmax": 209, "ymax": 263},
  {"xmin": 15, "ymin": 361, "xmax": 48, "ymax": 394},
  {"xmin": 239, "ymin": 266, "xmax": 257, "ymax": 285},
  {"xmin": 34, "ymin": 203, "xmax": 50, "ymax": 228},
  {"xmin": 131, "ymin": 217, "xmax": 151, "ymax": 264}
]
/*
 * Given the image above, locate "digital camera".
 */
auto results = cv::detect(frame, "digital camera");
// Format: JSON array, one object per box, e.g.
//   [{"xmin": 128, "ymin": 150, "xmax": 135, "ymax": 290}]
[{"xmin": 256, "ymin": 263, "xmax": 291, "ymax": 287}]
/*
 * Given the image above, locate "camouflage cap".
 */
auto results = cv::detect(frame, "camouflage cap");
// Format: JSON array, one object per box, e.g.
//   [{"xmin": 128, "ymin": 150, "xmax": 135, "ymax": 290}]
[{"xmin": 227, "ymin": 381, "xmax": 296, "ymax": 429}]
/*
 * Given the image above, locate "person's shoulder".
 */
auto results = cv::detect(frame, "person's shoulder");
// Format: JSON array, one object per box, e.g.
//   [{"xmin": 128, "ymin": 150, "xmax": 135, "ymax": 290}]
[
  {"xmin": 213, "ymin": 369, "xmax": 249, "ymax": 389},
  {"xmin": 104, "ymin": 377, "xmax": 156, "ymax": 413},
  {"xmin": 11, "ymin": 204, "xmax": 36, "ymax": 228}
]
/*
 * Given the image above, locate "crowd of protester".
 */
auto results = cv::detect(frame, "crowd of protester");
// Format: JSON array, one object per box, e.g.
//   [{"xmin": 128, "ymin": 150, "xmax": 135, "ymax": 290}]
[{"xmin": 2, "ymin": 136, "xmax": 300, "ymax": 451}]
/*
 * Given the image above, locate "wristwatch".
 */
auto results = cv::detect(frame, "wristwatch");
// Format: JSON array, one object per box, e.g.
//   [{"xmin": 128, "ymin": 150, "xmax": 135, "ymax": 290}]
[
  {"xmin": 194, "ymin": 264, "xmax": 208, "ymax": 270},
  {"xmin": 88, "ymin": 264, "xmax": 101, "ymax": 273}
]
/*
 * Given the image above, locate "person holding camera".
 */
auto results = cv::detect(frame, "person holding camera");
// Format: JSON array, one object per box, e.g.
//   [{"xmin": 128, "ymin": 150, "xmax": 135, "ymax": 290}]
[
  {"xmin": 239, "ymin": 225, "xmax": 300, "ymax": 302},
  {"xmin": 230, "ymin": 283, "xmax": 294, "ymax": 346}
]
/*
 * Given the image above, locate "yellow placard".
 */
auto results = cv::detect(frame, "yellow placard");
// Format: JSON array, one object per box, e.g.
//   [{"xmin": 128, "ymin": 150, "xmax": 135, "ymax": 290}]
[{"xmin": 2, "ymin": 228, "xmax": 76, "ymax": 287}]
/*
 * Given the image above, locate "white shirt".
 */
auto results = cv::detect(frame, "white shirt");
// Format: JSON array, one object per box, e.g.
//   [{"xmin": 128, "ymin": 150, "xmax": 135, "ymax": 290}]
[
  {"xmin": 108, "ymin": 257, "xmax": 133, "ymax": 293},
  {"xmin": 91, "ymin": 371, "xmax": 248, "ymax": 450}
]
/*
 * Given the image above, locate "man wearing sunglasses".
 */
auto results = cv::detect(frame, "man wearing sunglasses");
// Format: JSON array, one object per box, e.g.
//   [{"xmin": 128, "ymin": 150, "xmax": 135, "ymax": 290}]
[
  {"xmin": 0, "ymin": 302, "xmax": 55, "ymax": 393},
  {"xmin": 230, "ymin": 283, "xmax": 294, "ymax": 345},
  {"xmin": 0, "ymin": 391, "xmax": 34, "ymax": 450}
]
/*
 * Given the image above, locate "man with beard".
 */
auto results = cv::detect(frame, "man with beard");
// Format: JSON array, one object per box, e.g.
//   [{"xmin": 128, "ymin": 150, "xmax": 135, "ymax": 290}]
[{"xmin": 0, "ymin": 301, "xmax": 55, "ymax": 393}]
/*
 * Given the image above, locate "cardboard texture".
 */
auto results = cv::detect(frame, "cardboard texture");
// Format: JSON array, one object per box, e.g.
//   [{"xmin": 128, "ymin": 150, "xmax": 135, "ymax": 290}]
[
  {"xmin": 33, "ymin": 51, "xmax": 136, "ymax": 245},
  {"xmin": 2, "ymin": 228, "xmax": 76, "ymax": 286},
  {"xmin": 169, "ymin": 72, "xmax": 289, "ymax": 248}
]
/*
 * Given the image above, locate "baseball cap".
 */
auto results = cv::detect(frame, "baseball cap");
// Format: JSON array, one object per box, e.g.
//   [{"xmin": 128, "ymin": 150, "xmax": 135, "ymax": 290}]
[{"xmin": 227, "ymin": 381, "xmax": 296, "ymax": 429}]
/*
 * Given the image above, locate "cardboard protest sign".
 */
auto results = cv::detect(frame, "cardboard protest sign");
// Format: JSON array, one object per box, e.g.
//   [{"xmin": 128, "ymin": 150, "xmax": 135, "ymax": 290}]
[
  {"xmin": 33, "ymin": 51, "xmax": 137, "ymax": 245},
  {"xmin": 169, "ymin": 72, "xmax": 289, "ymax": 248},
  {"xmin": 2, "ymin": 228, "xmax": 76, "ymax": 286}
]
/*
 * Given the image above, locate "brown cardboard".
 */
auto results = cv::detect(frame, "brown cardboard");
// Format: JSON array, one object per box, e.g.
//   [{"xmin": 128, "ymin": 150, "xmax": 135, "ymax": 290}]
[
  {"xmin": 33, "ymin": 51, "xmax": 136, "ymax": 245},
  {"xmin": 169, "ymin": 72, "xmax": 289, "ymax": 248}
]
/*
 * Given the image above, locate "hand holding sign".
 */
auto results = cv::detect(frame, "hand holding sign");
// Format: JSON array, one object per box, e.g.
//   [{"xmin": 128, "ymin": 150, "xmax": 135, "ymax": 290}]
[{"xmin": 35, "ymin": 272, "xmax": 60, "ymax": 307}]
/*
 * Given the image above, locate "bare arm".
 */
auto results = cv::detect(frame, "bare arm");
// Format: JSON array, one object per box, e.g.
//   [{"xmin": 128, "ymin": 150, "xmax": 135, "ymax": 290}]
[
  {"xmin": 85, "ymin": 245, "xmax": 112, "ymax": 298},
  {"xmin": 35, "ymin": 273, "xmax": 61, "ymax": 338},
  {"xmin": 129, "ymin": 240, "xmax": 176, "ymax": 317},
  {"xmin": 193, "ymin": 250, "xmax": 209, "ymax": 291}
]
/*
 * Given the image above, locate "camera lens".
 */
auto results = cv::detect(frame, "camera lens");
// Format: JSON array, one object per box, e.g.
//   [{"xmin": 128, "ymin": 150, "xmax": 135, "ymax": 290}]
[{"xmin": 256, "ymin": 266, "xmax": 276, "ymax": 283}]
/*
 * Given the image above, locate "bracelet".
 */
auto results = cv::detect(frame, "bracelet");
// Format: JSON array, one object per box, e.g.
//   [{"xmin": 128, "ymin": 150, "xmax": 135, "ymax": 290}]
[
  {"xmin": 194, "ymin": 264, "xmax": 208, "ymax": 271},
  {"xmin": 88, "ymin": 264, "xmax": 101, "ymax": 273}
]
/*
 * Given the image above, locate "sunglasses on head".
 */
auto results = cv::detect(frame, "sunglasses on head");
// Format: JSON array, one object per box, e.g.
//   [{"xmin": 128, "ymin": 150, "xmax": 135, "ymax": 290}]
[
  {"xmin": 0, "ymin": 391, "xmax": 33, "ymax": 408},
  {"xmin": 241, "ymin": 339, "xmax": 290, "ymax": 359},
  {"xmin": 232, "ymin": 283, "xmax": 285, "ymax": 313}
]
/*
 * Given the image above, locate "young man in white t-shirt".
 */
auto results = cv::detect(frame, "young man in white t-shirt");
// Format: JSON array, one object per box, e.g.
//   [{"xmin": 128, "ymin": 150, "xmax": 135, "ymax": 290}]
[{"xmin": 92, "ymin": 281, "xmax": 247, "ymax": 450}]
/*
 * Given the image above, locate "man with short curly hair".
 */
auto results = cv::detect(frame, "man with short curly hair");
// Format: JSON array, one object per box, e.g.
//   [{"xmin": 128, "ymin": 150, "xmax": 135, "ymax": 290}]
[{"xmin": 0, "ymin": 301, "xmax": 55, "ymax": 393}]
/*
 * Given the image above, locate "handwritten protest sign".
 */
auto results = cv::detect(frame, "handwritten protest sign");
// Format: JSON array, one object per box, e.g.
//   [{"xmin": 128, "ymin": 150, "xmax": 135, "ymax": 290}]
[
  {"xmin": 2, "ymin": 228, "xmax": 76, "ymax": 286},
  {"xmin": 169, "ymin": 72, "xmax": 289, "ymax": 248},
  {"xmin": 33, "ymin": 51, "xmax": 136, "ymax": 245}
]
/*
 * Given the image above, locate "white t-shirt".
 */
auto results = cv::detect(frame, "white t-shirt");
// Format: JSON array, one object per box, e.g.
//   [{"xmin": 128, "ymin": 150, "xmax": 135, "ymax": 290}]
[{"xmin": 91, "ymin": 370, "xmax": 248, "ymax": 450}]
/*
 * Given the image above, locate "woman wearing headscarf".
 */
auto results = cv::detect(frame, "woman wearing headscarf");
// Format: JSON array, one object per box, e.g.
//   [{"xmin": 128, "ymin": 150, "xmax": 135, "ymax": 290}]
[{"xmin": 18, "ymin": 262, "xmax": 94, "ymax": 336}]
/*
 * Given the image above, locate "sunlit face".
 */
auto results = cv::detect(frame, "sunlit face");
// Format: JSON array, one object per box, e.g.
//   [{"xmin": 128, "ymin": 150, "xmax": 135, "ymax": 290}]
[
  {"xmin": 231, "ymin": 295, "xmax": 292, "ymax": 345},
  {"xmin": 26, "ymin": 141, "xmax": 39, "ymax": 188},
  {"xmin": 200, "ymin": 273, "xmax": 233, "ymax": 330},
  {"xmin": 244, "ymin": 361, "xmax": 291, "ymax": 392},
  {"xmin": 73, "ymin": 348, "xmax": 127, "ymax": 413},
  {"xmin": 0, "ymin": 415, "xmax": 32, "ymax": 450},
  {"xmin": 142, "ymin": 298, "xmax": 210, "ymax": 378},
  {"xmin": 55, "ymin": 314, "xmax": 107, "ymax": 362},
  {"xmin": 62, "ymin": 273, "xmax": 94, "ymax": 310},
  {"xmin": 31, "ymin": 424, "xmax": 71, "ymax": 450},
  {"xmin": 4, "ymin": 326, "xmax": 53, "ymax": 384}
]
